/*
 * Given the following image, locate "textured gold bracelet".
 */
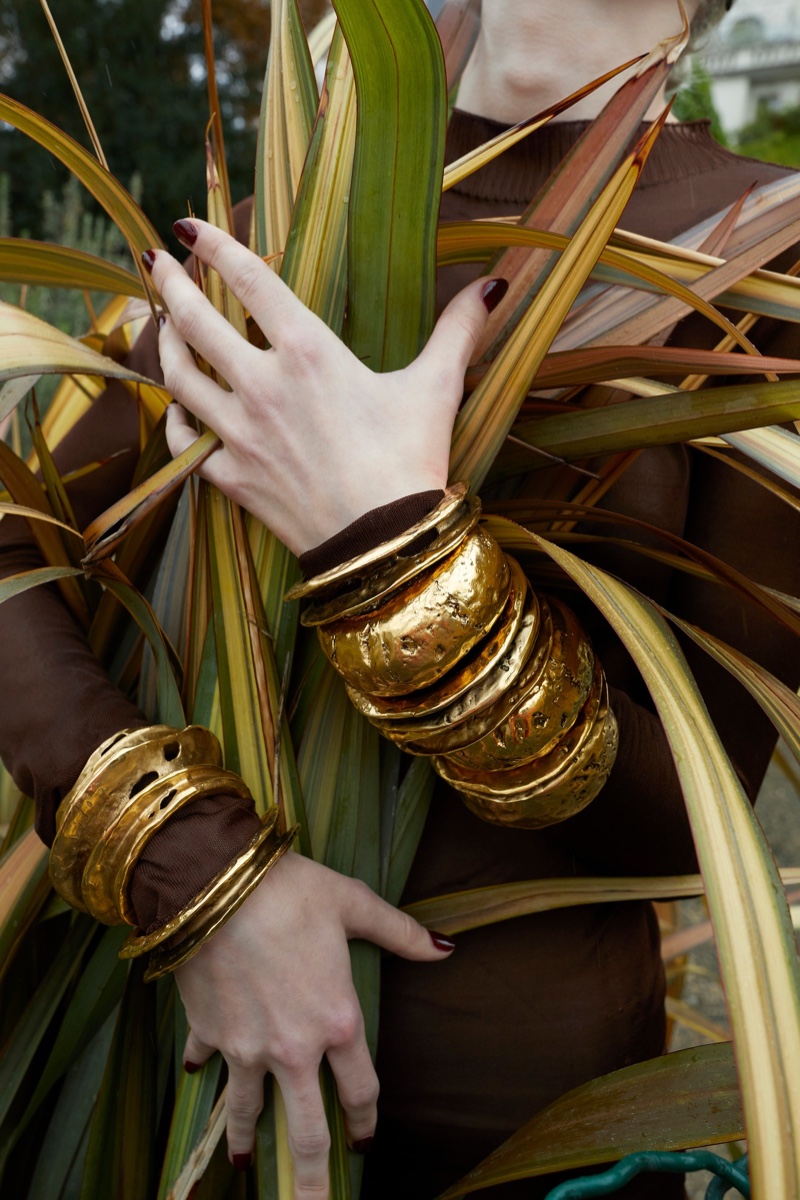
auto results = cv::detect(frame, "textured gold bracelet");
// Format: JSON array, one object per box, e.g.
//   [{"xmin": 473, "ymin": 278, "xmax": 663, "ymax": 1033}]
[
  {"xmin": 50, "ymin": 725, "xmax": 223, "ymax": 914},
  {"xmin": 318, "ymin": 526, "xmax": 510, "ymax": 697},
  {"xmin": 295, "ymin": 487, "xmax": 619, "ymax": 831},
  {"xmin": 345, "ymin": 556, "xmax": 531, "ymax": 722},
  {"xmin": 447, "ymin": 595, "xmax": 595, "ymax": 771},
  {"xmin": 286, "ymin": 483, "xmax": 470, "ymax": 603},
  {"xmin": 436, "ymin": 680, "xmax": 619, "ymax": 828},
  {"xmin": 82, "ymin": 764, "xmax": 254, "ymax": 926},
  {"xmin": 301, "ymin": 494, "xmax": 481, "ymax": 627},
  {"xmin": 127, "ymin": 819, "xmax": 299, "ymax": 981}
]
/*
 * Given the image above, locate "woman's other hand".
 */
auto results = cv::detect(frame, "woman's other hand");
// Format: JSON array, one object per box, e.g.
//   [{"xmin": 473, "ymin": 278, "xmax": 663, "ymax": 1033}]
[
  {"xmin": 175, "ymin": 852, "xmax": 454, "ymax": 1198},
  {"xmin": 144, "ymin": 219, "xmax": 505, "ymax": 554}
]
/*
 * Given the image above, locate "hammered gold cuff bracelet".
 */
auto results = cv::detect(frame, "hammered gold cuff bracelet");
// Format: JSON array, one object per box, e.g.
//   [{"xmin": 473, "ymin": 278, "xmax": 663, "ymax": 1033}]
[
  {"xmin": 288, "ymin": 485, "xmax": 618, "ymax": 829},
  {"xmin": 49, "ymin": 724, "xmax": 296, "ymax": 973}
]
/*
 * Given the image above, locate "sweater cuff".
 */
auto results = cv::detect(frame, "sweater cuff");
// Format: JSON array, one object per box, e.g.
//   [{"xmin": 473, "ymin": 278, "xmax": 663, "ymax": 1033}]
[
  {"xmin": 128, "ymin": 793, "xmax": 262, "ymax": 933},
  {"xmin": 298, "ymin": 490, "xmax": 445, "ymax": 579}
]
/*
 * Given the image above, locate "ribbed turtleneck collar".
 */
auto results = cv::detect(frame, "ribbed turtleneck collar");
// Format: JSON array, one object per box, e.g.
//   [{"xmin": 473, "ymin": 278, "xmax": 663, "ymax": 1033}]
[{"xmin": 445, "ymin": 110, "xmax": 735, "ymax": 206}]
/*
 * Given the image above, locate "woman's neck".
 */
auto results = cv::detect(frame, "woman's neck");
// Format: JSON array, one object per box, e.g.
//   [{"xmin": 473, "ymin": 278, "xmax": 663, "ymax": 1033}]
[{"xmin": 456, "ymin": 0, "xmax": 700, "ymax": 125}]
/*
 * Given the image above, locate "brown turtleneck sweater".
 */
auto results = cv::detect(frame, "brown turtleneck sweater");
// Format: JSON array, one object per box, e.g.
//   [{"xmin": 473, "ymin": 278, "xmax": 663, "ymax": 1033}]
[{"xmin": 1, "ymin": 115, "xmax": 798, "ymax": 1197}]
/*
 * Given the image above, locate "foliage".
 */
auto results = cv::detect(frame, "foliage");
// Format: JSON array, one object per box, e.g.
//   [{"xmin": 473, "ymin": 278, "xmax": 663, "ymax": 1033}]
[
  {"xmin": 0, "ymin": 0, "xmax": 328, "ymax": 250},
  {"xmin": 0, "ymin": 172, "xmax": 133, "ymax": 335},
  {"xmin": 671, "ymin": 58, "xmax": 729, "ymax": 147},
  {"xmin": 738, "ymin": 102, "xmax": 800, "ymax": 171},
  {"xmin": 0, "ymin": 1, "xmax": 800, "ymax": 1198}
]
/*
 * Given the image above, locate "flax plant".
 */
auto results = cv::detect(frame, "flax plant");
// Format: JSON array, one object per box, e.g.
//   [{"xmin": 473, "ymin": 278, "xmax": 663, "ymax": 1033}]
[{"xmin": 0, "ymin": 1, "xmax": 800, "ymax": 1197}]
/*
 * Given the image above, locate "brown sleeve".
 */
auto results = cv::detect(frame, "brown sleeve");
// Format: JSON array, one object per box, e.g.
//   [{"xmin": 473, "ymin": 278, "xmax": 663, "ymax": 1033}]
[{"xmin": 0, "ymin": 290, "xmax": 261, "ymax": 929}]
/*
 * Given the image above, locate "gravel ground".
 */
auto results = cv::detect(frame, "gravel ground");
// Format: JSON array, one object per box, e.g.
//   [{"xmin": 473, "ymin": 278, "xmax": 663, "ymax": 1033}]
[{"xmin": 669, "ymin": 742, "xmax": 800, "ymax": 1199}]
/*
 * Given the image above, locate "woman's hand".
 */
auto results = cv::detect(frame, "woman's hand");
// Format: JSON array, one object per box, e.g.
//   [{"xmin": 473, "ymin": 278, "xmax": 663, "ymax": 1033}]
[
  {"xmin": 144, "ymin": 219, "xmax": 504, "ymax": 554},
  {"xmin": 175, "ymin": 851, "xmax": 454, "ymax": 1198}
]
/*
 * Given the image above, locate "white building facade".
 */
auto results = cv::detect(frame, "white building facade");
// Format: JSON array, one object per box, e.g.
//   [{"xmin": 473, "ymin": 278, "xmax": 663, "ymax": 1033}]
[{"xmin": 704, "ymin": 0, "xmax": 800, "ymax": 136}]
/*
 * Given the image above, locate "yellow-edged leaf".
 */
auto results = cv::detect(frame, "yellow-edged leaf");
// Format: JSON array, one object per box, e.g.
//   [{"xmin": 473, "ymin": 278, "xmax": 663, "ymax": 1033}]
[
  {"xmin": 0, "ymin": 240, "xmax": 144, "ymax": 298},
  {"xmin": 0, "ymin": 93, "xmax": 162, "ymax": 255},
  {"xmin": 449, "ymin": 114, "xmax": 668, "ymax": 489},
  {"xmin": 0, "ymin": 303, "xmax": 155, "ymax": 387},
  {"xmin": 405, "ymin": 867, "xmax": 800, "ymax": 933},
  {"xmin": 487, "ymin": 517, "xmax": 800, "ymax": 1200}
]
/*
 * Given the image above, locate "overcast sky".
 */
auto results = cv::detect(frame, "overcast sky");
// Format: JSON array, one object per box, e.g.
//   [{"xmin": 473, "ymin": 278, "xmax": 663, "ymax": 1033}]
[{"xmin": 719, "ymin": 0, "xmax": 800, "ymax": 36}]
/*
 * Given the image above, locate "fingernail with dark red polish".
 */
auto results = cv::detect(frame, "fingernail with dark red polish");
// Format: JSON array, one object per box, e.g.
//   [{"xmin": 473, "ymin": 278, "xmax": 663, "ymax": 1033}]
[
  {"xmin": 157, "ymin": 311, "xmax": 167, "ymax": 329},
  {"xmin": 481, "ymin": 278, "xmax": 509, "ymax": 313},
  {"xmin": 174, "ymin": 219, "xmax": 199, "ymax": 246},
  {"xmin": 184, "ymin": 1060, "xmax": 201, "ymax": 1074},
  {"xmin": 352, "ymin": 1137, "xmax": 374, "ymax": 1155},
  {"xmin": 142, "ymin": 249, "xmax": 156, "ymax": 274},
  {"xmin": 232, "ymin": 1153, "xmax": 252, "ymax": 1171},
  {"xmin": 430, "ymin": 931, "xmax": 456, "ymax": 952}
]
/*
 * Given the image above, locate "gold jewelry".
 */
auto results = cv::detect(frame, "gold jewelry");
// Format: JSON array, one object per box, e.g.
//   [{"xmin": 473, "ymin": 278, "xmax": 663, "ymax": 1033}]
[
  {"xmin": 435, "ymin": 674, "xmax": 619, "ymax": 828},
  {"xmin": 294, "ymin": 484, "xmax": 618, "ymax": 832},
  {"xmin": 286, "ymin": 483, "xmax": 470, "ymax": 602},
  {"xmin": 50, "ymin": 725, "xmax": 223, "ymax": 913},
  {"xmin": 375, "ymin": 590, "xmax": 553, "ymax": 755},
  {"xmin": 82, "ymin": 764, "xmax": 254, "ymax": 925},
  {"xmin": 345, "ymin": 556, "xmax": 531, "ymax": 721},
  {"xmin": 134, "ymin": 821, "xmax": 299, "ymax": 981},
  {"xmin": 300, "ymin": 495, "xmax": 481, "ymax": 627},
  {"xmin": 317, "ymin": 526, "xmax": 510, "ymax": 697},
  {"xmin": 447, "ymin": 595, "xmax": 594, "ymax": 771}
]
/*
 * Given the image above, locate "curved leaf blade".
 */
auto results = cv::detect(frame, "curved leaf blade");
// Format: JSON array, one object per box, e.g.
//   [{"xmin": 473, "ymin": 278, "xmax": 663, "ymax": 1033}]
[{"xmin": 438, "ymin": 1043, "xmax": 742, "ymax": 1197}]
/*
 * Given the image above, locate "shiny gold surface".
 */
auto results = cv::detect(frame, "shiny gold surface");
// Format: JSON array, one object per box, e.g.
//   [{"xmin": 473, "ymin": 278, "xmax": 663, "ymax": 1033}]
[
  {"xmin": 286, "ymin": 483, "xmax": 470, "ymax": 601},
  {"xmin": 346, "ymin": 557, "xmax": 531, "ymax": 721},
  {"xmin": 448, "ymin": 596, "xmax": 594, "ymax": 771},
  {"xmin": 137, "ymin": 824, "xmax": 299, "ymax": 980},
  {"xmin": 435, "ymin": 663, "xmax": 604, "ymax": 795},
  {"xmin": 119, "ymin": 808, "xmax": 283, "ymax": 958},
  {"xmin": 378, "ymin": 592, "xmax": 554, "ymax": 755},
  {"xmin": 318, "ymin": 527, "xmax": 510, "ymax": 697},
  {"xmin": 439, "ymin": 679, "xmax": 619, "ymax": 829},
  {"xmin": 50, "ymin": 725, "xmax": 222, "ymax": 913},
  {"xmin": 301, "ymin": 496, "xmax": 481, "ymax": 627},
  {"xmin": 81, "ymin": 765, "xmax": 253, "ymax": 926}
]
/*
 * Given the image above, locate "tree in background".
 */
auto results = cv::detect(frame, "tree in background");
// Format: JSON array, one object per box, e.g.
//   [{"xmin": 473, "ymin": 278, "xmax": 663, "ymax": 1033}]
[
  {"xmin": 671, "ymin": 58, "xmax": 729, "ymax": 147},
  {"xmin": 737, "ymin": 102, "xmax": 800, "ymax": 170},
  {"xmin": 0, "ymin": 0, "xmax": 328, "ymax": 249}
]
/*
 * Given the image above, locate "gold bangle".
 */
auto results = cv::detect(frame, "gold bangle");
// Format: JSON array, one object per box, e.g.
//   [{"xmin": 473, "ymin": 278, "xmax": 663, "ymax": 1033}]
[
  {"xmin": 50, "ymin": 725, "xmax": 222, "ymax": 913},
  {"xmin": 286, "ymin": 483, "xmax": 469, "ymax": 602},
  {"xmin": 81, "ymin": 765, "xmax": 254, "ymax": 925},
  {"xmin": 300, "ymin": 495, "xmax": 480, "ymax": 628},
  {"xmin": 376, "ymin": 591, "xmax": 553, "ymax": 755},
  {"xmin": 318, "ymin": 526, "xmax": 510, "ymax": 697},
  {"xmin": 447, "ymin": 595, "xmax": 594, "ymax": 771},
  {"xmin": 434, "ymin": 673, "xmax": 619, "ymax": 828},
  {"xmin": 345, "ymin": 556, "xmax": 531, "ymax": 722},
  {"xmin": 131, "ymin": 821, "xmax": 299, "ymax": 981}
]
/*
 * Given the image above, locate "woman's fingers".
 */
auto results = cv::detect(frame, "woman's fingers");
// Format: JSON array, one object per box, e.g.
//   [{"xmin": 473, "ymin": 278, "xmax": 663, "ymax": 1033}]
[
  {"xmin": 326, "ymin": 1025, "xmax": 380, "ymax": 1151},
  {"xmin": 147, "ymin": 250, "xmax": 263, "ymax": 395},
  {"xmin": 158, "ymin": 319, "xmax": 233, "ymax": 430},
  {"xmin": 164, "ymin": 401, "xmax": 200, "ymax": 457},
  {"xmin": 183, "ymin": 1029, "xmax": 216, "ymax": 1073},
  {"xmin": 171, "ymin": 218, "xmax": 317, "ymax": 350},
  {"xmin": 274, "ymin": 1066, "xmax": 332, "ymax": 1200},
  {"xmin": 226, "ymin": 1064, "xmax": 266, "ymax": 1168},
  {"xmin": 343, "ymin": 879, "xmax": 456, "ymax": 963}
]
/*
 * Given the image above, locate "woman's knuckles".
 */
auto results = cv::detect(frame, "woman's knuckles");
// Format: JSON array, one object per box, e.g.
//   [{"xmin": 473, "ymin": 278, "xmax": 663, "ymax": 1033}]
[
  {"xmin": 288, "ymin": 1129, "xmax": 331, "ymax": 1162},
  {"xmin": 324, "ymin": 1005, "xmax": 362, "ymax": 1049}
]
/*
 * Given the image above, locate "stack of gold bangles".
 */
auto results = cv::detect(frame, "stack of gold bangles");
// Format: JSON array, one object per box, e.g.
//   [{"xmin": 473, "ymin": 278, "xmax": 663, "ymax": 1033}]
[
  {"xmin": 49, "ymin": 724, "xmax": 296, "ymax": 979},
  {"xmin": 287, "ymin": 484, "xmax": 619, "ymax": 829}
]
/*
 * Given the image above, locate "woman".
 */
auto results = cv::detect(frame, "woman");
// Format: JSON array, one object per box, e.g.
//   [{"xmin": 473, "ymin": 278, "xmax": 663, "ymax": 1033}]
[{"xmin": 2, "ymin": 1, "xmax": 797, "ymax": 1197}]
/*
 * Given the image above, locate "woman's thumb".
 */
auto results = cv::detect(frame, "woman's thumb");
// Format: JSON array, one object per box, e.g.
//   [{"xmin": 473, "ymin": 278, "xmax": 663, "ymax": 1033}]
[{"xmin": 415, "ymin": 277, "xmax": 509, "ymax": 396}]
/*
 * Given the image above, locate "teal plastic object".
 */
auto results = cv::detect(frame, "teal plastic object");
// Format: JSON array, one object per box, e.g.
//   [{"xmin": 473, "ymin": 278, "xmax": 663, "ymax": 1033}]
[{"xmin": 543, "ymin": 1150, "xmax": 750, "ymax": 1200}]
